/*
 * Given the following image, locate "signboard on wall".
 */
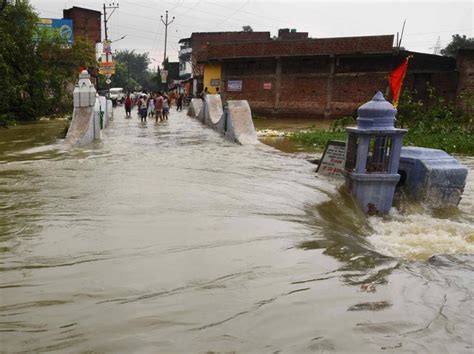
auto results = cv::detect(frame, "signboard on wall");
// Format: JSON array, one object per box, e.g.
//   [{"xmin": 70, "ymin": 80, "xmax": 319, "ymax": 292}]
[
  {"xmin": 37, "ymin": 18, "xmax": 74, "ymax": 45},
  {"xmin": 263, "ymin": 82, "xmax": 272, "ymax": 90},
  {"xmin": 316, "ymin": 140, "xmax": 347, "ymax": 178},
  {"xmin": 227, "ymin": 80, "xmax": 242, "ymax": 92},
  {"xmin": 210, "ymin": 79, "xmax": 220, "ymax": 87}
]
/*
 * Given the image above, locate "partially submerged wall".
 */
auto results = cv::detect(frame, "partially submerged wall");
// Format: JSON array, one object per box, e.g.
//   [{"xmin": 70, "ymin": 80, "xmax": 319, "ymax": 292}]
[
  {"xmin": 64, "ymin": 96, "xmax": 113, "ymax": 148},
  {"xmin": 187, "ymin": 98, "xmax": 203, "ymax": 119},
  {"xmin": 64, "ymin": 103, "xmax": 100, "ymax": 147},
  {"xmin": 188, "ymin": 94, "xmax": 258, "ymax": 145},
  {"xmin": 225, "ymin": 100, "xmax": 258, "ymax": 145}
]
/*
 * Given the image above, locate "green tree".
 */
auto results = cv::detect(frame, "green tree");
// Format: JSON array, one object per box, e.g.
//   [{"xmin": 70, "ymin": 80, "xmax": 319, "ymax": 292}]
[
  {"xmin": 0, "ymin": 0, "xmax": 96, "ymax": 123},
  {"xmin": 441, "ymin": 34, "xmax": 474, "ymax": 57},
  {"xmin": 109, "ymin": 50, "xmax": 153, "ymax": 91}
]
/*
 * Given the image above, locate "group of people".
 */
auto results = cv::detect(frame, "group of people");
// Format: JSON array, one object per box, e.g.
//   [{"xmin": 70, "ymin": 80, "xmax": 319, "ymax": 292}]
[
  {"xmin": 124, "ymin": 91, "xmax": 184, "ymax": 123},
  {"xmin": 123, "ymin": 91, "xmax": 186, "ymax": 123}
]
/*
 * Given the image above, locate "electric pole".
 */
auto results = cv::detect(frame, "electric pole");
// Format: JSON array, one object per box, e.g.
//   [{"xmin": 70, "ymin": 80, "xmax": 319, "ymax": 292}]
[
  {"xmin": 161, "ymin": 10, "xmax": 175, "ymax": 63},
  {"xmin": 103, "ymin": 2, "xmax": 119, "ymax": 62}
]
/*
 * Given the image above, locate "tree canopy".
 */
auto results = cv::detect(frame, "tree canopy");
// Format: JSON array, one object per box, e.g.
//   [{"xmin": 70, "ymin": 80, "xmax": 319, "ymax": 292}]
[
  {"xmin": 441, "ymin": 34, "xmax": 474, "ymax": 57},
  {"xmin": 103, "ymin": 50, "xmax": 161, "ymax": 92},
  {"xmin": 0, "ymin": 0, "xmax": 96, "ymax": 122},
  {"xmin": 242, "ymin": 25, "xmax": 253, "ymax": 32}
]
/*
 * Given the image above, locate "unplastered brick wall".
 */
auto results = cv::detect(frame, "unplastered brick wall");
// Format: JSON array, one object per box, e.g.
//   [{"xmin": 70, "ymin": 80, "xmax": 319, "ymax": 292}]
[
  {"xmin": 202, "ymin": 35, "xmax": 394, "ymax": 61},
  {"xmin": 217, "ymin": 50, "xmax": 460, "ymax": 117}
]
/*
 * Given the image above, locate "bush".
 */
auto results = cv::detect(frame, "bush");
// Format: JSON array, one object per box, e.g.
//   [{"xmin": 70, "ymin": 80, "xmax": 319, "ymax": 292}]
[{"xmin": 290, "ymin": 86, "xmax": 474, "ymax": 155}]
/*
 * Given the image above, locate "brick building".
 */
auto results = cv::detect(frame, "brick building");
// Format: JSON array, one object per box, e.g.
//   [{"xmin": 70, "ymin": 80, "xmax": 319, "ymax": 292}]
[
  {"xmin": 194, "ymin": 31, "xmax": 468, "ymax": 118},
  {"xmin": 178, "ymin": 31, "xmax": 272, "ymax": 94},
  {"xmin": 63, "ymin": 6, "xmax": 101, "ymax": 45},
  {"xmin": 456, "ymin": 49, "xmax": 474, "ymax": 117}
]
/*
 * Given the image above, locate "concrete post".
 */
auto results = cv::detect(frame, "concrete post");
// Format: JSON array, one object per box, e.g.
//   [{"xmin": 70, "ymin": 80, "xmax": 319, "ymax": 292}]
[
  {"xmin": 73, "ymin": 70, "xmax": 97, "ymax": 108},
  {"xmin": 324, "ymin": 55, "xmax": 336, "ymax": 118},
  {"xmin": 274, "ymin": 57, "xmax": 282, "ymax": 112},
  {"xmin": 344, "ymin": 92, "xmax": 407, "ymax": 215}
]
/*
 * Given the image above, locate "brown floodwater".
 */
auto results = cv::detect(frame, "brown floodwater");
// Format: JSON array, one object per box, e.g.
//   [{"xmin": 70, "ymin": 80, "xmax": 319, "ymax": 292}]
[{"xmin": 0, "ymin": 109, "xmax": 473, "ymax": 352}]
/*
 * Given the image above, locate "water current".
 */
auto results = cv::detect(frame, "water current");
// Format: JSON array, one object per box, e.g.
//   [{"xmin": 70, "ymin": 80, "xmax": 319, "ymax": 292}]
[{"xmin": 1, "ymin": 109, "xmax": 473, "ymax": 352}]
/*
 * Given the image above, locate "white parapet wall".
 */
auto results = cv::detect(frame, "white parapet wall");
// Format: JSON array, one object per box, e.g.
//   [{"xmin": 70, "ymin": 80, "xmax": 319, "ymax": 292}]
[
  {"xmin": 204, "ymin": 94, "xmax": 225, "ymax": 132},
  {"xmin": 188, "ymin": 94, "xmax": 258, "ymax": 145},
  {"xmin": 106, "ymin": 99, "xmax": 113, "ymax": 121},
  {"xmin": 187, "ymin": 98, "xmax": 203, "ymax": 118},
  {"xmin": 63, "ymin": 70, "xmax": 102, "ymax": 148},
  {"xmin": 224, "ymin": 100, "xmax": 258, "ymax": 145},
  {"xmin": 64, "ymin": 97, "xmax": 101, "ymax": 148}
]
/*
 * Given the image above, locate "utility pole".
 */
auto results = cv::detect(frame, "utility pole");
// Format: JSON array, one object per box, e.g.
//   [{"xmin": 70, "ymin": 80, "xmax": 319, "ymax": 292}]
[
  {"xmin": 161, "ymin": 10, "xmax": 175, "ymax": 63},
  {"xmin": 103, "ymin": 2, "xmax": 119, "ymax": 62}
]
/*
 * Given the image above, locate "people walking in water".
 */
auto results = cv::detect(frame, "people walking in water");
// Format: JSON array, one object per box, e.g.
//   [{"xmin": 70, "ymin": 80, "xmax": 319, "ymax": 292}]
[
  {"xmin": 176, "ymin": 92, "xmax": 184, "ymax": 111},
  {"xmin": 124, "ymin": 93, "xmax": 133, "ymax": 118},
  {"xmin": 147, "ymin": 94, "xmax": 155, "ymax": 118},
  {"xmin": 162, "ymin": 93, "xmax": 170, "ymax": 121},
  {"xmin": 155, "ymin": 92, "xmax": 164, "ymax": 122},
  {"xmin": 138, "ymin": 95, "xmax": 148, "ymax": 122}
]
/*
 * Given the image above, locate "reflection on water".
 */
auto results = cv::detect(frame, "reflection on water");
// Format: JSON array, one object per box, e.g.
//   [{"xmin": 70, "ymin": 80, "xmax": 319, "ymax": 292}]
[{"xmin": 0, "ymin": 109, "xmax": 473, "ymax": 352}]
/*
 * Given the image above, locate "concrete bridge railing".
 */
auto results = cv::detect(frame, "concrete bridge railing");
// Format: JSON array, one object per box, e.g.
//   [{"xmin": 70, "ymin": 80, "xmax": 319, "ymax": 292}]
[
  {"xmin": 64, "ymin": 70, "xmax": 113, "ymax": 148},
  {"xmin": 187, "ymin": 94, "xmax": 258, "ymax": 145}
]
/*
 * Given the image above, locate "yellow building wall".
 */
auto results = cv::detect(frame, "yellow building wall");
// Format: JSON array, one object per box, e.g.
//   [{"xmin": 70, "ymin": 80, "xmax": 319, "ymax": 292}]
[{"xmin": 203, "ymin": 63, "xmax": 222, "ymax": 94}]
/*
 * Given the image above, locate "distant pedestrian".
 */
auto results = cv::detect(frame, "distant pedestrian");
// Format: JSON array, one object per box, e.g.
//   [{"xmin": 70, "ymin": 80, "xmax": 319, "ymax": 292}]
[
  {"xmin": 200, "ymin": 86, "xmax": 209, "ymax": 100},
  {"xmin": 176, "ymin": 93, "xmax": 184, "ymax": 111},
  {"xmin": 147, "ymin": 94, "xmax": 155, "ymax": 118},
  {"xmin": 124, "ymin": 93, "xmax": 133, "ymax": 117},
  {"xmin": 155, "ymin": 92, "xmax": 164, "ymax": 122},
  {"xmin": 162, "ymin": 94, "xmax": 170, "ymax": 120},
  {"xmin": 138, "ymin": 95, "xmax": 147, "ymax": 122}
]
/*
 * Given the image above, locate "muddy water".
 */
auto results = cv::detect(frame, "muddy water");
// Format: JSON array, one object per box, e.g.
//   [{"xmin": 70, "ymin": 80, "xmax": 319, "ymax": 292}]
[{"xmin": 0, "ymin": 109, "xmax": 473, "ymax": 353}]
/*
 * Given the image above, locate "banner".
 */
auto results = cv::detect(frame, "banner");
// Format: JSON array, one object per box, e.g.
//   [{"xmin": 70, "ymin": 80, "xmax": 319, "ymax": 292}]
[{"xmin": 36, "ymin": 18, "xmax": 74, "ymax": 45}]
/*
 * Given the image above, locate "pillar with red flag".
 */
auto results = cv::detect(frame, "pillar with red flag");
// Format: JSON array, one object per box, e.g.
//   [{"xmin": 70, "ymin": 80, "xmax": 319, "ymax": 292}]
[{"xmin": 389, "ymin": 56, "xmax": 412, "ymax": 108}]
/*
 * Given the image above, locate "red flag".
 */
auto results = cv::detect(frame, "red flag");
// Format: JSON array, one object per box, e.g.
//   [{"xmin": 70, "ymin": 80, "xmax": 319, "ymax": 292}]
[{"xmin": 389, "ymin": 56, "xmax": 412, "ymax": 108}]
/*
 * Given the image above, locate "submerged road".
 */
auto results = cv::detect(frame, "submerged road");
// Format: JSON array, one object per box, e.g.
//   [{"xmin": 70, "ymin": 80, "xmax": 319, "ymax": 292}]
[{"xmin": 0, "ymin": 107, "xmax": 473, "ymax": 352}]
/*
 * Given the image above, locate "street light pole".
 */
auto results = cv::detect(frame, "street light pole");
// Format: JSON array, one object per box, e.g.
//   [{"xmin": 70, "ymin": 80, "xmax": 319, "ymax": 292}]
[{"xmin": 160, "ymin": 10, "xmax": 175, "ymax": 63}]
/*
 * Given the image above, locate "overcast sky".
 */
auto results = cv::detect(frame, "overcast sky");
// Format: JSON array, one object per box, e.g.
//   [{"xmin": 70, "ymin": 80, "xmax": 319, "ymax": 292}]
[{"xmin": 30, "ymin": 0, "xmax": 473, "ymax": 65}]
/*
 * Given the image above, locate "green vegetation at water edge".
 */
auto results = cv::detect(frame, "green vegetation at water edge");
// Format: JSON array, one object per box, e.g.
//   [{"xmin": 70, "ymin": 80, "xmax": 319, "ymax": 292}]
[
  {"xmin": 290, "ymin": 129, "xmax": 474, "ymax": 155},
  {"xmin": 290, "ymin": 87, "xmax": 474, "ymax": 155},
  {"xmin": 0, "ymin": 1, "xmax": 96, "ymax": 125}
]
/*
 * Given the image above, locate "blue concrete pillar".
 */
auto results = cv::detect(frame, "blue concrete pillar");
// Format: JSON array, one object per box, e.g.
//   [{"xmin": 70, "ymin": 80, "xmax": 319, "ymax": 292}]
[{"xmin": 343, "ymin": 92, "xmax": 407, "ymax": 215}]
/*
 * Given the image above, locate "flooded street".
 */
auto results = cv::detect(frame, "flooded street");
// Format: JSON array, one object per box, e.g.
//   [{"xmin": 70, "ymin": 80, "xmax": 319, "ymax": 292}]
[{"xmin": 1, "ymin": 108, "xmax": 473, "ymax": 353}]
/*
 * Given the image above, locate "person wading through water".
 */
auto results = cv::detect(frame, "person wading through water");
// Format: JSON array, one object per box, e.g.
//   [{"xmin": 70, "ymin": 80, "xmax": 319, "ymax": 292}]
[
  {"xmin": 162, "ymin": 93, "xmax": 170, "ymax": 121},
  {"xmin": 147, "ymin": 94, "xmax": 155, "ymax": 118},
  {"xmin": 138, "ymin": 95, "xmax": 148, "ymax": 122},
  {"xmin": 176, "ymin": 92, "xmax": 184, "ymax": 111},
  {"xmin": 124, "ymin": 93, "xmax": 133, "ymax": 118},
  {"xmin": 155, "ymin": 92, "xmax": 164, "ymax": 122}
]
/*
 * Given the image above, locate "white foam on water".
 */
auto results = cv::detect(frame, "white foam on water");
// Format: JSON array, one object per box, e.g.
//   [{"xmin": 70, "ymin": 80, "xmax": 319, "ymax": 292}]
[{"xmin": 367, "ymin": 210, "xmax": 474, "ymax": 260}]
